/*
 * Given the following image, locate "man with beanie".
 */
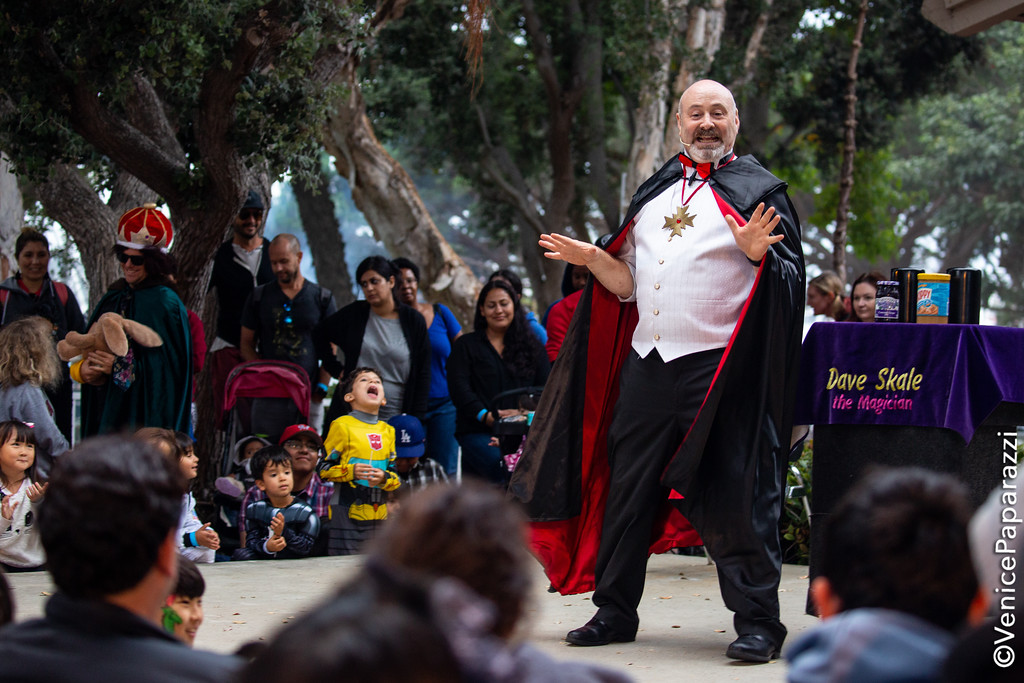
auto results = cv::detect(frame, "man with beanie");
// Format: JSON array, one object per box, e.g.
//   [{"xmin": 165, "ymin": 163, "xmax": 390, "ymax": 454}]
[{"xmin": 208, "ymin": 190, "xmax": 275, "ymax": 417}]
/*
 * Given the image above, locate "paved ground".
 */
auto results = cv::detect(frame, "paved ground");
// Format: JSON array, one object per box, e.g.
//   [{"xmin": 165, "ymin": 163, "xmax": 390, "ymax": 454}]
[{"xmin": 7, "ymin": 553, "xmax": 817, "ymax": 682}]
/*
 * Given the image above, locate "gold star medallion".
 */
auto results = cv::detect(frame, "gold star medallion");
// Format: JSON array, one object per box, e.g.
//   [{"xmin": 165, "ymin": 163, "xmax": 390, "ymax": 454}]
[{"xmin": 663, "ymin": 204, "xmax": 695, "ymax": 241}]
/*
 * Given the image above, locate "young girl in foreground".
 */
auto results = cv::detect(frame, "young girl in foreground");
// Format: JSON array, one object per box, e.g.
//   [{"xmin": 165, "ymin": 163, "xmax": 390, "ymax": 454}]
[{"xmin": 0, "ymin": 420, "xmax": 47, "ymax": 571}]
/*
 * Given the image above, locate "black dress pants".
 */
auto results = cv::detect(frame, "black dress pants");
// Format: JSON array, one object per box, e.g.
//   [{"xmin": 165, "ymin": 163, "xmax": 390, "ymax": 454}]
[
  {"xmin": 592, "ymin": 346, "xmax": 787, "ymax": 646},
  {"xmin": 592, "ymin": 347, "xmax": 721, "ymax": 637}
]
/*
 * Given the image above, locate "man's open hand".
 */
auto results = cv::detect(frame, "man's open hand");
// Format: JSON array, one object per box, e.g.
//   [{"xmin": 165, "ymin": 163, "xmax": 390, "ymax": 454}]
[{"xmin": 725, "ymin": 203, "xmax": 783, "ymax": 263}]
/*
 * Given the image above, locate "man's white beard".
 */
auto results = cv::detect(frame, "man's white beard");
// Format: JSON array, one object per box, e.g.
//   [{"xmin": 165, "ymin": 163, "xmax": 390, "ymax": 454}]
[{"xmin": 688, "ymin": 141, "xmax": 726, "ymax": 164}]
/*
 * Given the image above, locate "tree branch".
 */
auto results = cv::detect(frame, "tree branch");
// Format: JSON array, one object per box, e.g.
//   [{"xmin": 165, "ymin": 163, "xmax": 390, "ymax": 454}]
[{"xmin": 731, "ymin": 0, "xmax": 774, "ymax": 90}]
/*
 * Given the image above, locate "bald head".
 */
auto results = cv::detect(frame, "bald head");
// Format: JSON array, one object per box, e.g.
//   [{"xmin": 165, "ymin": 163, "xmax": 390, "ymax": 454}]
[
  {"xmin": 269, "ymin": 234, "xmax": 303, "ymax": 286},
  {"xmin": 676, "ymin": 79, "xmax": 740, "ymax": 164},
  {"xmin": 270, "ymin": 233, "xmax": 302, "ymax": 254}
]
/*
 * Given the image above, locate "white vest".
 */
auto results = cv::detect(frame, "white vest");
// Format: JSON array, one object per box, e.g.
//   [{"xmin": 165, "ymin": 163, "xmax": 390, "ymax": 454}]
[{"xmin": 618, "ymin": 168, "xmax": 756, "ymax": 362}]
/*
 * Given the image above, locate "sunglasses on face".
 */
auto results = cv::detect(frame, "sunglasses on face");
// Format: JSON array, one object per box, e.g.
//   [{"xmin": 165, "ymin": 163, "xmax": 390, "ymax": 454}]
[
  {"xmin": 116, "ymin": 252, "xmax": 145, "ymax": 266},
  {"xmin": 239, "ymin": 209, "xmax": 263, "ymax": 220}
]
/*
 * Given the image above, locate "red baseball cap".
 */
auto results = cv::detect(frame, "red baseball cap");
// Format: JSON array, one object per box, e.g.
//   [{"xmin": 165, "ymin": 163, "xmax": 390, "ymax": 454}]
[{"xmin": 279, "ymin": 424, "xmax": 323, "ymax": 448}]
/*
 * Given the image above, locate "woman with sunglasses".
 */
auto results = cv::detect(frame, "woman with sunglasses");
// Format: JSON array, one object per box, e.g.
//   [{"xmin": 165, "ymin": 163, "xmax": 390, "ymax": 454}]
[
  {"xmin": 314, "ymin": 255, "xmax": 431, "ymax": 430},
  {"xmin": 0, "ymin": 229, "xmax": 86, "ymax": 441},
  {"xmin": 73, "ymin": 205, "xmax": 193, "ymax": 436}
]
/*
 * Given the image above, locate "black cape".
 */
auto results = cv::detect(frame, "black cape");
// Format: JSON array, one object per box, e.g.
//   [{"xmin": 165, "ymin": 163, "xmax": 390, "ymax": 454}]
[{"xmin": 508, "ymin": 154, "xmax": 805, "ymax": 593}]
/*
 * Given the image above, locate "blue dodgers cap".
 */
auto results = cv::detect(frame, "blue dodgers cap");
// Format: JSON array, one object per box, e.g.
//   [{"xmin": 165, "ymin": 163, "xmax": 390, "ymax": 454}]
[{"xmin": 388, "ymin": 414, "xmax": 425, "ymax": 459}]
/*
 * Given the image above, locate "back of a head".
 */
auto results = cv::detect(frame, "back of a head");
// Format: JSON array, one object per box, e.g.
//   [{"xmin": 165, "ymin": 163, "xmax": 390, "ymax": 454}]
[
  {"xmin": 237, "ymin": 566, "xmax": 465, "ymax": 683},
  {"xmin": 821, "ymin": 467, "xmax": 977, "ymax": 631},
  {"xmin": 366, "ymin": 481, "xmax": 532, "ymax": 639},
  {"xmin": 38, "ymin": 435, "xmax": 185, "ymax": 599},
  {"xmin": 0, "ymin": 316, "xmax": 61, "ymax": 390}
]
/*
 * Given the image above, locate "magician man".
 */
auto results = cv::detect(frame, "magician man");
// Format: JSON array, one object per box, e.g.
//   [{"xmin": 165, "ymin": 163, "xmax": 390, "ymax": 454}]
[{"xmin": 508, "ymin": 79, "xmax": 805, "ymax": 663}]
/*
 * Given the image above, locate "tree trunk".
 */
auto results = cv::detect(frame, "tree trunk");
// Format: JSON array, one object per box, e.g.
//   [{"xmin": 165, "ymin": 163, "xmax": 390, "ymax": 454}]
[
  {"xmin": 0, "ymin": 155, "xmax": 23, "ymax": 277},
  {"xmin": 832, "ymin": 0, "xmax": 870, "ymax": 287},
  {"xmin": 323, "ymin": 61, "xmax": 480, "ymax": 325},
  {"xmin": 293, "ymin": 168, "xmax": 355, "ymax": 307},
  {"xmin": 577, "ymin": 1, "xmax": 616, "ymax": 233},
  {"xmin": 622, "ymin": 0, "xmax": 684, "ymax": 217},
  {"xmin": 661, "ymin": 0, "xmax": 727, "ymax": 159}
]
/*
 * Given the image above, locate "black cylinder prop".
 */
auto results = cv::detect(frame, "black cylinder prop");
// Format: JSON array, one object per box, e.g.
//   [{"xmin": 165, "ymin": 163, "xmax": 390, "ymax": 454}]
[
  {"xmin": 947, "ymin": 267, "xmax": 982, "ymax": 324},
  {"xmin": 891, "ymin": 267, "xmax": 924, "ymax": 323}
]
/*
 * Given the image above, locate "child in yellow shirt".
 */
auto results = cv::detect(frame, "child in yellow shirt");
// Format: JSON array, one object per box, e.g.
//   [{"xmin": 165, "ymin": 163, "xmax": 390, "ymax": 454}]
[{"xmin": 318, "ymin": 367, "xmax": 400, "ymax": 555}]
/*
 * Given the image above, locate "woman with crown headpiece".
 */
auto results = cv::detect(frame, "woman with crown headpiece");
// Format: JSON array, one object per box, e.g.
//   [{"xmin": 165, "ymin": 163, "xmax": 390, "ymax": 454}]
[{"xmin": 73, "ymin": 204, "xmax": 192, "ymax": 436}]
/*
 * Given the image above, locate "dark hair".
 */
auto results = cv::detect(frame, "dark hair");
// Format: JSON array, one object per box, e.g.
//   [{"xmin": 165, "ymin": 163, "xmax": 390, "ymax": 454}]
[
  {"xmin": 173, "ymin": 431, "xmax": 194, "ymax": 455},
  {"xmin": 113, "ymin": 245, "xmax": 176, "ymax": 287},
  {"xmin": 473, "ymin": 281, "xmax": 544, "ymax": 383},
  {"xmin": 391, "ymin": 257, "xmax": 420, "ymax": 283},
  {"xmin": 38, "ymin": 435, "xmax": 185, "ymax": 599},
  {"xmin": 251, "ymin": 445, "xmax": 293, "ymax": 482},
  {"xmin": 820, "ymin": 467, "xmax": 977, "ymax": 631},
  {"xmin": 0, "ymin": 420, "xmax": 39, "ymax": 488},
  {"xmin": 355, "ymin": 255, "xmax": 398, "ymax": 284},
  {"xmin": 237, "ymin": 564, "xmax": 465, "ymax": 683},
  {"xmin": 341, "ymin": 367, "xmax": 381, "ymax": 399},
  {"xmin": 173, "ymin": 556, "xmax": 205, "ymax": 599},
  {"xmin": 367, "ymin": 481, "xmax": 532, "ymax": 639},
  {"xmin": 850, "ymin": 271, "xmax": 884, "ymax": 292},
  {"xmin": 14, "ymin": 228, "xmax": 49, "ymax": 261},
  {"xmin": 488, "ymin": 268, "xmax": 522, "ymax": 297}
]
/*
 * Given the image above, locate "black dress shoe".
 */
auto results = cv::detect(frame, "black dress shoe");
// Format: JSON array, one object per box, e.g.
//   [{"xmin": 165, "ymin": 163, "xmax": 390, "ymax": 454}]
[
  {"xmin": 565, "ymin": 617, "xmax": 635, "ymax": 646},
  {"xmin": 726, "ymin": 634, "xmax": 781, "ymax": 662}
]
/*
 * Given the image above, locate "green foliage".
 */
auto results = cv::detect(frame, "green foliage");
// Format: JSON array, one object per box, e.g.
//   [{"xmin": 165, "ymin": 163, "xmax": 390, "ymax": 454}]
[
  {"xmin": 362, "ymin": 0, "xmax": 631, "ymax": 241},
  {"xmin": 780, "ymin": 439, "xmax": 813, "ymax": 565},
  {"xmin": 806, "ymin": 148, "xmax": 907, "ymax": 261},
  {"xmin": 887, "ymin": 24, "xmax": 1024, "ymax": 324},
  {"xmin": 0, "ymin": 1, "xmax": 354, "ymax": 189},
  {"xmin": 763, "ymin": 1, "xmax": 981, "ymax": 167}
]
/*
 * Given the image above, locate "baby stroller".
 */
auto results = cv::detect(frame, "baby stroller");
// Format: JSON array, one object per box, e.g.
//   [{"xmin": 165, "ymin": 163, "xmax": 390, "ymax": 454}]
[
  {"xmin": 221, "ymin": 359, "xmax": 311, "ymax": 447},
  {"xmin": 490, "ymin": 385, "xmax": 545, "ymax": 473},
  {"xmin": 214, "ymin": 360, "xmax": 311, "ymax": 552}
]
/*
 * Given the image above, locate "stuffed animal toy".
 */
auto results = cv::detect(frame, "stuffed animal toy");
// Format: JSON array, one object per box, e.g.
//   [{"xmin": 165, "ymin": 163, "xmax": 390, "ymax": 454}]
[{"xmin": 57, "ymin": 312, "xmax": 163, "ymax": 361}]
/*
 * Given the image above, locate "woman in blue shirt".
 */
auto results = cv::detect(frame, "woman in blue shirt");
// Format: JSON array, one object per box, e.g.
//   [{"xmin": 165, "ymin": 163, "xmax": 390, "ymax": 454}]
[{"xmin": 393, "ymin": 258, "xmax": 462, "ymax": 476}]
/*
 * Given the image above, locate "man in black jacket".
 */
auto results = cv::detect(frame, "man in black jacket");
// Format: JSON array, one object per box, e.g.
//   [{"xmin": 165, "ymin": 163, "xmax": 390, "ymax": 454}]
[
  {"xmin": 209, "ymin": 190, "xmax": 275, "ymax": 417},
  {"xmin": 0, "ymin": 436, "xmax": 240, "ymax": 681},
  {"xmin": 512, "ymin": 79, "xmax": 805, "ymax": 663}
]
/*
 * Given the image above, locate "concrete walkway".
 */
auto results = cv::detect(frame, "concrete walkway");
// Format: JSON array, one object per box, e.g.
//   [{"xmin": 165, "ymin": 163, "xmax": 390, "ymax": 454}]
[{"xmin": 7, "ymin": 553, "xmax": 819, "ymax": 682}]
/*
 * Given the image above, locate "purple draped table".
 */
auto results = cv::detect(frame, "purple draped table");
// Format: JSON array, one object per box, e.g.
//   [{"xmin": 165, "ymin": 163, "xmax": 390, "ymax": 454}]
[
  {"xmin": 793, "ymin": 322, "xmax": 1024, "ymax": 615},
  {"xmin": 795, "ymin": 322, "xmax": 1024, "ymax": 442}
]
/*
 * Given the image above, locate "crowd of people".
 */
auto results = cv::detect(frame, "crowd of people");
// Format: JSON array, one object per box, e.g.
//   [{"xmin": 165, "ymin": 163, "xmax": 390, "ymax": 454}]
[
  {"xmin": 0, "ymin": 190, "xmax": 565, "ymax": 571},
  {"xmin": 0, "ymin": 77, "xmax": 1016, "ymax": 681}
]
